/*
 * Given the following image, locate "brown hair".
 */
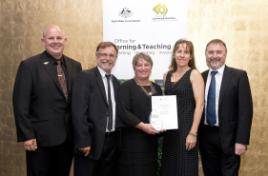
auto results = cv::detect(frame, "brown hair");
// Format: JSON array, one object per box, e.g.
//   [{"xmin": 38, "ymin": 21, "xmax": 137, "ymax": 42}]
[
  {"xmin": 132, "ymin": 52, "xmax": 153, "ymax": 69},
  {"xmin": 95, "ymin": 41, "xmax": 118, "ymax": 56},
  {"xmin": 169, "ymin": 39, "xmax": 196, "ymax": 73},
  {"xmin": 205, "ymin": 39, "xmax": 227, "ymax": 53}
]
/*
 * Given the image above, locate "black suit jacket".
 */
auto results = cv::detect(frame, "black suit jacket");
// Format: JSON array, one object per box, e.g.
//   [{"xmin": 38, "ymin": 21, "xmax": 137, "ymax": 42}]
[
  {"xmin": 72, "ymin": 67, "xmax": 120, "ymax": 160},
  {"xmin": 13, "ymin": 51, "xmax": 82, "ymax": 147},
  {"xmin": 200, "ymin": 65, "xmax": 253, "ymax": 154}
]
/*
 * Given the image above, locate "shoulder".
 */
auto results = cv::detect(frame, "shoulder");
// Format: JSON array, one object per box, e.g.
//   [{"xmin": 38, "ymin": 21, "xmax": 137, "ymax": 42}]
[
  {"xmin": 17, "ymin": 53, "xmax": 44, "ymax": 71},
  {"xmin": 75, "ymin": 68, "xmax": 95, "ymax": 80},
  {"xmin": 21, "ymin": 53, "xmax": 43, "ymax": 65},
  {"xmin": 152, "ymin": 82, "xmax": 163, "ymax": 94},
  {"xmin": 190, "ymin": 68, "xmax": 201, "ymax": 75},
  {"xmin": 166, "ymin": 70, "xmax": 172, "ymax": 77},
  {"xmin": 224, "ymin": 66, "xmax": 248, "ymax": 79},
  {"xmin": 163, "ymin": 71, "xmax": 172, "ymax": 83},
  {"xmin": 111, "ymin": 75, "xmax": 121, "ymax": 85},
  {"xmin": 201, "ymin": 69, "xmax": 209, "ymax": 76},
  {"xmin": 190, "ymin": 69, "xmax": 204, "ymax": 84},
  {"xmin": 226, "ymin": 66, "xmax": 247, "ymax": 74},
  {"xmin": 152, "ymin": 81, "xmax": 162, "ymax": 89},
  {"xmin": 81, "ymin": 67, "xmax": 97, "ymax": 77},
  {"xmin": 201, "ymin": 70, "xmax": 209, "ymax": 80},
  {"xmin": 73, "ymin": 68, "xmax": 98, "ymax": 89},
  {"xmin": 64, "ymin": 55, "xmax": 82, "ymax": 71},
  {"xmin": 118, "ymin": 79, "xmax": 136, "ymax": 95},
  {"xmin": 120, "ymin": 79, "xmax": 135, "ymax": 88},
  {"xmin": 64, "ymin": 55, "xmax": 81, "ymax": 65},
  {"xmin": 190, "ymin": 69, "xmax": 202, "ymax": 78}
]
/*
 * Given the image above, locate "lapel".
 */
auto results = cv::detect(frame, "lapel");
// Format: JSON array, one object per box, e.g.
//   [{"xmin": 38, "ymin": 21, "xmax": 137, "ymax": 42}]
[
  {"xmin": 201, "ymin": 70, "xmax": 209, "ymax": 121},
  {"xmin": 40, "ymin": 52, "xmax": 66, "ymax": 98},
  {"xmin": 111, "ymin": 75, "xmax": 119, "ymax": 99},
  {"xmin": 202, "ymin": 70, "xmax": 209, "ymax": 83},
  {"xmin": 64, "ymin": 56, "xmax": 73, "ymax": 91},
  {"xmin": 94, "ymin": 67, "xmax": 109, "ymax": 106},
  {"xmin": 218, "ymin": 66, "xmax": 230, "ymax": 114}
]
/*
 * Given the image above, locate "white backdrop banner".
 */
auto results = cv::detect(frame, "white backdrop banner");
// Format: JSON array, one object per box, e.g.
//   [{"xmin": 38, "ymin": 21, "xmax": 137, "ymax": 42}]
[{"xmin": 103, "ymin": 0, "xmax": 189, "ymax": 80}]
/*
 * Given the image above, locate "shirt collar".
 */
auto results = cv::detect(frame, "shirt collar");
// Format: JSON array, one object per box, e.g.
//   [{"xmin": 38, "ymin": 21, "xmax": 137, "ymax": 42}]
[
  {"xmin": 97, "ymin": 66, "xmax": 110, "ymax": 79},
  {"xmin": 44, "ymin": 51, "xmax": 65, "ymax": 64},
  {"xmin": 209, "ymin": 64, "xmax": 225, "ymax": 75}
]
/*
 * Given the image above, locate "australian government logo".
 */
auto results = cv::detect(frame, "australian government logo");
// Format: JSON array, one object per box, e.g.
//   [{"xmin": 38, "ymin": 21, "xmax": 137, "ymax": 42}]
[
  {"xmin": 119, "ymin": 7, "xmax": 132, "ymax": 18},
  {"xmin": 152, "ymin": 3, "xmax": 177, "ymax": 21},
  {"xmin": 111, "ymin": 7, "xmax": 141, "ymax": 23}
]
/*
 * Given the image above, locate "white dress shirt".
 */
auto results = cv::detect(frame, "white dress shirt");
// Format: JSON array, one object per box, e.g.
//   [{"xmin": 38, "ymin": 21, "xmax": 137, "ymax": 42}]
[
  {"xmin": 97, "ymin": 66, "xmax": 116, "ymax": 132},
  {"xmin": 204, "ymin": 65, "xmax": 225, "ymax": 126}
]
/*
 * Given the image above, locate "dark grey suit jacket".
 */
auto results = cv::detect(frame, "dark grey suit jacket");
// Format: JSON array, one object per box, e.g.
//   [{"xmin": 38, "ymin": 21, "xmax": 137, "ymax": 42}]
[
  {"xmin": 72, "ymin": 67, "xmax": 120, "ymax": 159},
  {"xmin": 13, "ymin": 51, "xmax": 82, "ymax": 147},
  {"xmin": 199, "ymin": 65, "xmax": 253, "ymax": 154}
]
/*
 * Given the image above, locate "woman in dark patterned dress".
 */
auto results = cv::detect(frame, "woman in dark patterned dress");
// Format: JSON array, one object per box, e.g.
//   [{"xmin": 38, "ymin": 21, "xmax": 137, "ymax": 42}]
[
  {"xmin": 117, "ymin": 52, "xmax": 162, "ymax": 176},
  {"xmin": 161, "ymin": 39, "xmax": 204, "ymax": 176}
]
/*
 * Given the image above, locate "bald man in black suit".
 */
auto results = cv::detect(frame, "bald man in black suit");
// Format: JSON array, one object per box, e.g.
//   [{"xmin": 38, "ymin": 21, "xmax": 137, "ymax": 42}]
[{"xmin": 13, "ymin": 25, "xmax": 82, "ymax": 176}]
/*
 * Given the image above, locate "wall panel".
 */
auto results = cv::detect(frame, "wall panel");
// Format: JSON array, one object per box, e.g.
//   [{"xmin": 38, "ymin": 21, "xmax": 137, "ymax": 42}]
[{"xmin": 0, "ymin": 0, "xmax": 267, "ymax": 175}]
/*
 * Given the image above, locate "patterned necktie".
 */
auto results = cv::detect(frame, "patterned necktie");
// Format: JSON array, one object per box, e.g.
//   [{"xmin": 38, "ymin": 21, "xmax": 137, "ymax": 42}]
[
  {"xmin": 206, "ymin": 71, "xmax": 217, "ymax": 126},
  {"xmin": 105, "ymin": 74, "xmax": 113, "ymax": 131},
  {"xmin": 56, "ymin": 60, "xmax": 68, "ymax": 99}
]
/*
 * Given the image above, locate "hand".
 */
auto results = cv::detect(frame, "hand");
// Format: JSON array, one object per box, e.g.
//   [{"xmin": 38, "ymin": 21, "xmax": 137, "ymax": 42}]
[
  {"xmin": 137, "ymin": 122, "xmax": 160, "ymax": 135},
  {"xmin": 79, "ymin": 146, "xmax": 91, "ymax": 156},
  {"xmin": 235, "ymin": 143, "xmax": 247, "ymax": 155},
  {"xmin": 23, "ymin": 139, "xmax": 37, "ymax": 151},
  {"xmin": 185, "ymin": 133, "xmax": 197, "ymax": 151}
]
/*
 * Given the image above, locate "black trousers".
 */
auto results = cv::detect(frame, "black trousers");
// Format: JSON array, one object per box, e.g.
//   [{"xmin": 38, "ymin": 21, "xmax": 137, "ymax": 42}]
[
  {"xmin": 199, "ymin": 126, "xmax": 240, "ymax": 176},
  {"xmin": 26, "ymin": 140, "xmax": 73, "ymax": 176},
  {"xmin": 74, "ymin": 132, "xmax": 118, "ymax": 176}
]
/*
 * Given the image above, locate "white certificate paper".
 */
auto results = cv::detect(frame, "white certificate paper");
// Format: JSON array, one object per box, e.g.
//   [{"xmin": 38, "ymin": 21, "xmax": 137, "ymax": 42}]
[{"xmin": 150, "ymin": 95, "xmax": 178, "ymax": 130}]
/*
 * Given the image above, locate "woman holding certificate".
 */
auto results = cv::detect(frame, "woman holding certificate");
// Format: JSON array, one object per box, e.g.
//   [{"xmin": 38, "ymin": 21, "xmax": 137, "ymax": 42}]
[
  {"xmin": 160, "ymin": 39, "xmax": 204, "ymax": 176},
  {"xmin": 117, "ymin": 52, "xmax": 162, "ymax": 176}
]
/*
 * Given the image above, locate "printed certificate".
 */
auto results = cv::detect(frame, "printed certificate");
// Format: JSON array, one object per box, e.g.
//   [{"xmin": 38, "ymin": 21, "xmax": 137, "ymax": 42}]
[{"xmin": 150, "ymin": 95, "xmax": 178, "ymax": 130}]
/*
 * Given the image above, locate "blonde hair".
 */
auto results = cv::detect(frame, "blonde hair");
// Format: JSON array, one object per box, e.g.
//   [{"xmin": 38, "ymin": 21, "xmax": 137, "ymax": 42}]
[{"xmin": 132, "ymin": 52, "xmax": 153, "ymax": 69}]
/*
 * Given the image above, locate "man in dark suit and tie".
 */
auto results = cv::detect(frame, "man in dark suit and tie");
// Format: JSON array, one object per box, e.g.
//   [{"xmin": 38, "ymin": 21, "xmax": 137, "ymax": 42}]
[
  {"xmin": 13, "ymin": 25, "xmax": 82, "ymax": 176},
  {"xmin": 72, "ymin": 41, "xmax": 120, "ymax": 176},
  {"xmin": 199, "ymin": 39, "xmax": 253, "ymax": 176}
]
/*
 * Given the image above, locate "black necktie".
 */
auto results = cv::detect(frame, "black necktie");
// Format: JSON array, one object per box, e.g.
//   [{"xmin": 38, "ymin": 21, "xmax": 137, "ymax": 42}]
[
  {"xmin": 206, "ymin": 71, "xmax": 217, "ymax": 126},
  {"xmin": 105, "ymin": 74, "xmax": 113, "ymax": 131},
  {"xmin": 56, "ymin": 60, "xmax": 68, "ymax": 99}
]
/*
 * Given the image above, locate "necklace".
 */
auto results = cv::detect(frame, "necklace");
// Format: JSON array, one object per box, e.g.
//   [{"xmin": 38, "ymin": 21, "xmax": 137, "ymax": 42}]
[{"xmin": 134, "ymin": 79, "xmax": 156, "ymax": 96}]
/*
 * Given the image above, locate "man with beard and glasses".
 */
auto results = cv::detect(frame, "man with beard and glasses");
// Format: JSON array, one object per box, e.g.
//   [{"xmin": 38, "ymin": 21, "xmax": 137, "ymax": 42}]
[{"xmin": 72, "ymin": 41, "xmax": 121, "ymax": 176}]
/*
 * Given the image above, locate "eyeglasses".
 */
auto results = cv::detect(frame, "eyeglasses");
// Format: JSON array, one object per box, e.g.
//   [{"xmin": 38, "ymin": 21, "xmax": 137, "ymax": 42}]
[{"xmin": 97, "ymin": 53, "xmax": 117, "ymax": 58}]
